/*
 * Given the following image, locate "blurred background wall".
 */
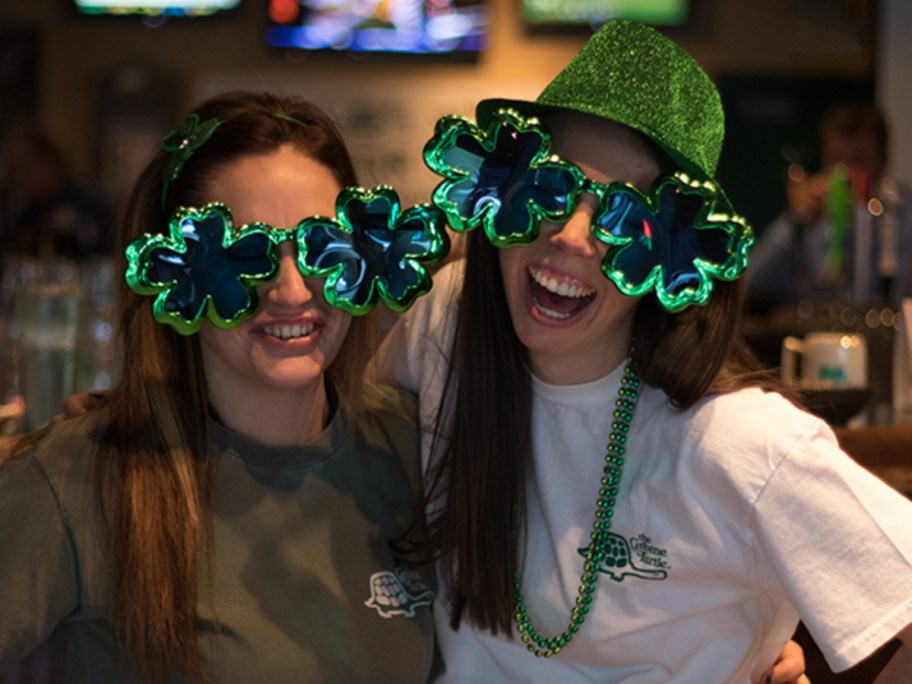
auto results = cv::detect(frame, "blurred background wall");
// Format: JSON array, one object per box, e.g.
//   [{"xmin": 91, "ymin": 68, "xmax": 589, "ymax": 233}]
[{"xmin": 0, "ymin": 0, "xmax": 905, "ymax": 225}]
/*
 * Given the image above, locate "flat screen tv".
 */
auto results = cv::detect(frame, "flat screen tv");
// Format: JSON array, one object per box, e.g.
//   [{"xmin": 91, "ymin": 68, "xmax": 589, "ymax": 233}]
[
  {"xmin": 73, "ymin": 0, "xmax": 240, "ymax": 16},
  {"xmin": 522, "ymin": 0, "xmax": 688, "ymax": 29},
  {"xmin": 265, "ymin": 0, "xmax": 487, "ymax": 58}
]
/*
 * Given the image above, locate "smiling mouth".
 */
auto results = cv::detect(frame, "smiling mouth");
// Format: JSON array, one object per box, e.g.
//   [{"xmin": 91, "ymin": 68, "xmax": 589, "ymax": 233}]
[
  {"xmin": 262, "ymin": 322, "xmax": 317, "ymax": 340},
  {"xmin": 528, "ymin": 266, "xmax": 596, "ymax": 320}
]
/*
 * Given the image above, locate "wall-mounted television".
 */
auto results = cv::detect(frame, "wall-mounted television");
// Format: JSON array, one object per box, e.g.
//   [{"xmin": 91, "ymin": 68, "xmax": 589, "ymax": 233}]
[
  {"xmin": 73, "ymin": 0, "xmax": 240, "ymax": 16},
  {"xmin": 521, "ymin": 0, "xmax": 689, "ymax": 30},
  {"xmin": 265, "ymin": 0, "xmax": 487, "ymax": 59}
]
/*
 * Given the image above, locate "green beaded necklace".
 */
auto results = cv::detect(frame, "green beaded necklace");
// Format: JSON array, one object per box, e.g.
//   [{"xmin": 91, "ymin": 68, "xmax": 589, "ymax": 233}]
[{"xmin": 513, "ymin": 358, "xmax": 642, "ymax": 658}]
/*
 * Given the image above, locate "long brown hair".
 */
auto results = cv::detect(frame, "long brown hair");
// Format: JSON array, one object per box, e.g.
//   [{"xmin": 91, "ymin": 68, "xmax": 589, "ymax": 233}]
[
  {"xmin": 12, "ymin": 91, "xmax": 372, "ymax": 682},
  {"xmin": 427, "ymin": 131, "xmax": 777, "ymax": 635}
]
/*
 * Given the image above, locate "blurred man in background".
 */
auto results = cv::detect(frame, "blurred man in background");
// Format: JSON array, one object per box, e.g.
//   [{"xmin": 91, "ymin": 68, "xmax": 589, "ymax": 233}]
[{"xmin": 747, "ymin": 100, "xmax": 912, "ymax": 312}]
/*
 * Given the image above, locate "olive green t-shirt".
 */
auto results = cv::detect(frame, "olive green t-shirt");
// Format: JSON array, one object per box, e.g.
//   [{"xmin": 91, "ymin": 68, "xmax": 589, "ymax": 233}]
[{"xmin": 0, "ymin": 384, "xmax": 435, "ymax": 683}]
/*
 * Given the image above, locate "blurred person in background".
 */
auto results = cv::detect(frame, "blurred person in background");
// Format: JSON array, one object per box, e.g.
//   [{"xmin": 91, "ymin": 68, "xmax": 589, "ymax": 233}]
[
  {"xmin": 0, "ymin": 122, "xmax": 112, "ymax": 260},
  {"xmin": 747, "ymin": 100, "xmax": 912, "ymax": 312}
]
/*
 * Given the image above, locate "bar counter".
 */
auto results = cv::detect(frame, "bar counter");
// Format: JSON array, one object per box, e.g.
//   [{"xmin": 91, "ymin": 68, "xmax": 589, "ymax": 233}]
[{"xmin": 833, "ymin": 424, "xmax": 912, "ymax": 495}]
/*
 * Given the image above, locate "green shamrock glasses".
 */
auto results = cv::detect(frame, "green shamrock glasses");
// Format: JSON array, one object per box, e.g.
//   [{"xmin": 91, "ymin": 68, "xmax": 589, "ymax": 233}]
[
  {"xmin": 126, "ymin": 186, "xmax": 449, "ymax": 335},
  {"xmin": 423, "ymin": 108, "xmax": 754, "ymax": 312}
]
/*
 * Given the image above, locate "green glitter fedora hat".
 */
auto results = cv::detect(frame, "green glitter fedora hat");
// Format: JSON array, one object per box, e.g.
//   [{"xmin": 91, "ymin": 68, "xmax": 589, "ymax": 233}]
[{"xmin": 476, "ymin": 19, "xmax": 724, "ymax": 184}]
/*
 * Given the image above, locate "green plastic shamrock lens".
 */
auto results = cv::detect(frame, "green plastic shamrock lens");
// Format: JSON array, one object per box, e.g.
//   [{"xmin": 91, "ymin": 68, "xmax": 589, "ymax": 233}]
[
  {"xmin": 297, "ymin": 186, "xmax": 449, "ymax": 315},
  {"xmin": 423, "ymin": 109, "xmax": 582, "ymax": 246},
  {"xmin": 422, "ymin": 108, "xmax": 753, "ymax": 312},
  {"xmin": 592, "ymin": 173, "xmax": 753, "ymax": 312},
  {"xmin": 127, "ymin": 187, "xmax": 450, "ymax": 333},
  {"xmin": 126, "ymin": 203, "xmax": 277, "ymax": 335}
]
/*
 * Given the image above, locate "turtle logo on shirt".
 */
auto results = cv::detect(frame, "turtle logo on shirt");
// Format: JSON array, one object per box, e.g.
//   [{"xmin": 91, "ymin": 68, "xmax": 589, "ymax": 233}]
[
  {"xmin": 364, "ymin": 568, "xmax": 434, "ymax": 618},
  {"xmin": 578, "ymin": 532, "xmax": 669, "ymax": 582}
]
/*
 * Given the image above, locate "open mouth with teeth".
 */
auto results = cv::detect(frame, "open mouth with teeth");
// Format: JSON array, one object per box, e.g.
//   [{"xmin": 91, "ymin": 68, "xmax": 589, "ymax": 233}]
[
  {"xmin": 261, "ymin": 322, "xmax": 317, "ymax": 340},
  {"xmin": 528, "ymin": 266, "xmax": 596, "ymax": 320}
]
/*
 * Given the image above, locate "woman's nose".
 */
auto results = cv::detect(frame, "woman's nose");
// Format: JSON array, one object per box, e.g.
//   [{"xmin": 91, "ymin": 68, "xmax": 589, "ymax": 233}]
[
  {"xmin": 547, "ymin": 194, "xmax": 600, "ymax": 256},
  {"xmin": 263, "ymin": 243, "xmax": 313, "ymax": 307}
]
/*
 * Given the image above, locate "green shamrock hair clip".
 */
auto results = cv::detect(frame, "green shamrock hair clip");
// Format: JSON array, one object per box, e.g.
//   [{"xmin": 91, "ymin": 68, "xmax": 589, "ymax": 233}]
[
  {"xmin": 126, "ymin": 202, "xmax": 277, "ymax": 335},
  {"xmin": 160, "ymin": 113, "xmax": 222, "ymax": 209},
  {"xmin": 297, "ymin": 185, "xmax": 449, "ymax": 315}
]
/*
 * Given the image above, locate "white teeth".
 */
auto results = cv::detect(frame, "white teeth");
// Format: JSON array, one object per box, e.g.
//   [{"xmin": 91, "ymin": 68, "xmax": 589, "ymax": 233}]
[
  {"xmin": 264, "ymin": 323, "xmax": 315, "ymax": 339},
  {"xmin": 538, "ymin": 305, "xmax": 572, "ymax": 320},
  {"xmin": 529, "ymin": 266, "xmax": 594, "ymax": 298}
]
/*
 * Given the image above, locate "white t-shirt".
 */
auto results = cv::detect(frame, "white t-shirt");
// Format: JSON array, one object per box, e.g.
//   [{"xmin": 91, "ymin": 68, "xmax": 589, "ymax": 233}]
[{"xmin": 375, "ymin": 261, "xmax": 912, "ymax": 684}]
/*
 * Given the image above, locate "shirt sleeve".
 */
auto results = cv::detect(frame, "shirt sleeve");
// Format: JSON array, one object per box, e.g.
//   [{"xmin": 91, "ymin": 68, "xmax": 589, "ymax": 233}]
[
  {"xmin": 374, "ymin": 307, "xmax": 425, "ymax": 397},
  {"xmin": 0, "ymin": 453, "xmax": 80, "ymax": 668},
  {"xmin": 372, "ymin": 259, "xmax": 463, "ymax": 397},
  {"xmin": 751, "ymin": 426, "xmax": 912, "ymax": 672}
]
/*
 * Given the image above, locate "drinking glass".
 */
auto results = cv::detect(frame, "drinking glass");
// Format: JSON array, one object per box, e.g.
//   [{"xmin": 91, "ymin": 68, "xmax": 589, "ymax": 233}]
[
  {"xmin": 17, "ymin": 279, "xmax": 83, "ymax": 431},
  {"xmin": 2, "ymin": 256, "xmax": 84, "ymax": 432}
]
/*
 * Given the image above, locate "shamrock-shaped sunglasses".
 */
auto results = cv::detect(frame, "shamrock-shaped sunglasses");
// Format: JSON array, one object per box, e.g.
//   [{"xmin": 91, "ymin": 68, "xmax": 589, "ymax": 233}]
[
  {"xmin": 423, "ymin": 108, "xmax": 754, "ymax": 312},
  {"xmin": 126, "ymin": 185, "xmax": 449, "ymax": 335}
]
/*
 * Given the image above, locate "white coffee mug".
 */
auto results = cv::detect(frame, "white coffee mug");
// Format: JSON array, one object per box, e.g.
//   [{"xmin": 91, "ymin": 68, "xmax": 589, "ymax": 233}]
[{"xmin": 780, "ymin": 332, "xmax": 868, "ymax": 389}]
